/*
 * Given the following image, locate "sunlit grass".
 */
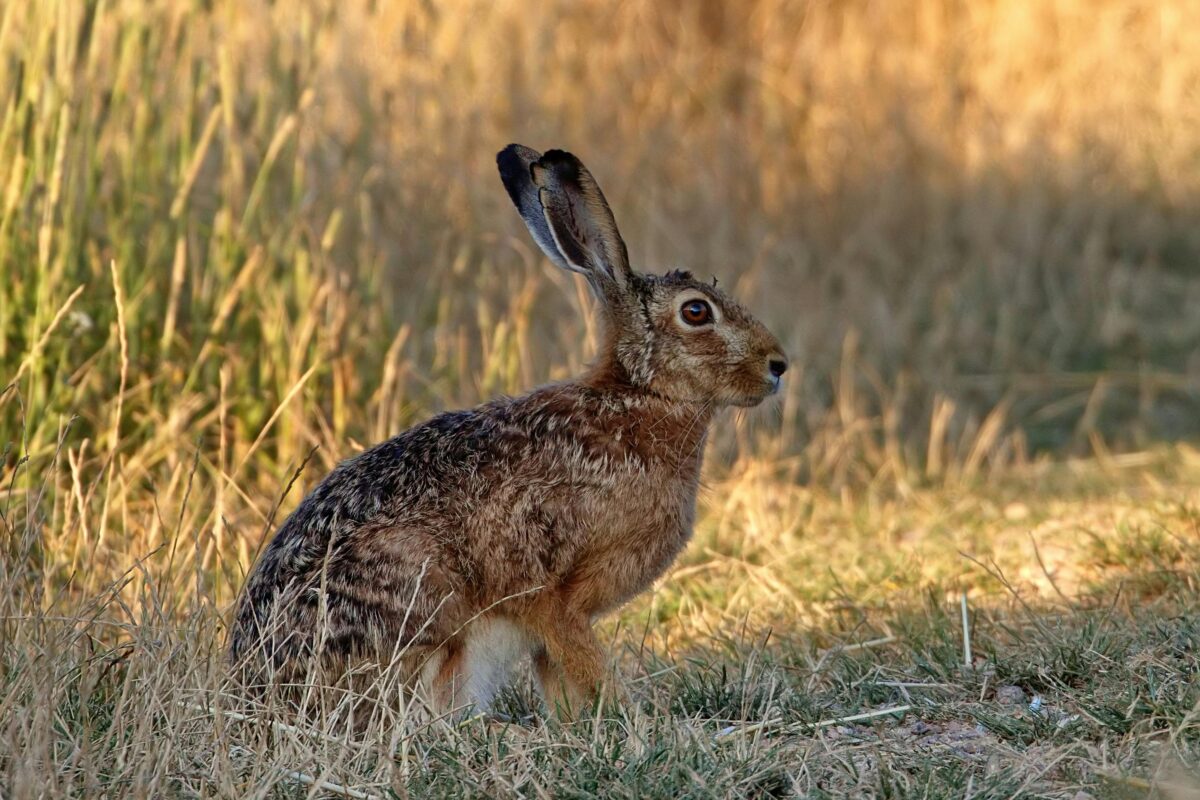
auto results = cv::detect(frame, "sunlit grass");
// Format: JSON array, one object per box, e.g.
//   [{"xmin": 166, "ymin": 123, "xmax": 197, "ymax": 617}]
[{"xmin": 3, "ymin": 0, "xmax": 1200, "ymax": 796}]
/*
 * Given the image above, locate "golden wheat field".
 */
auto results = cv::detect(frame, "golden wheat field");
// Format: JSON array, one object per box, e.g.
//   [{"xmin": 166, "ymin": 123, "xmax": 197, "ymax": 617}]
[{"xmin": 3, "ymin": 0, "xmax": 1200, "ymax": 796}]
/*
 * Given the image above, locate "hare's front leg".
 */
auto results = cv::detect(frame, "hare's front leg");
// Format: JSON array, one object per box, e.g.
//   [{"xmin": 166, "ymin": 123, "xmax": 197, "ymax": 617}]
[{"xmin": 529, "ymin": 612, "xmax": 604, "ymax": 719}]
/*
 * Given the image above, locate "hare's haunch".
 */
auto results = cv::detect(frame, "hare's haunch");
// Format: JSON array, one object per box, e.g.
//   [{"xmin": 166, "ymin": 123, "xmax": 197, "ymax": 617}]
[{"xmin": 229, "ymin": 146, "xmax": 787, "ymax": 717}]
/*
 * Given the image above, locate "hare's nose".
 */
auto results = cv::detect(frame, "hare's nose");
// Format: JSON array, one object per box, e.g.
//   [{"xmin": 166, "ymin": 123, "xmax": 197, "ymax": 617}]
[{"xmin": 768, "ymin": 358, "xmax": 788, "ymax": 378}]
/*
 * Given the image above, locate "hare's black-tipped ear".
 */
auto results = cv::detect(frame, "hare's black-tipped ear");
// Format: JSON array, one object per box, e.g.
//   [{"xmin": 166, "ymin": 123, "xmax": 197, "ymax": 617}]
[
  {"xmin": 497, "ymin": 144, "xmax": 573, "ymax": 274},
  {"xmin": 530, "ymin": 149, "xmax": 633, "ymax": 294}
]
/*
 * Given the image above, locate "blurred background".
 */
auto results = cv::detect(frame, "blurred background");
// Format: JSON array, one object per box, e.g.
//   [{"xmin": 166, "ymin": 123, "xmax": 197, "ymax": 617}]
[
  {"xmin": 2, "ymin": 0, "xmax": 1199, "ymax": 598},
  {"xmin": 6, "ymin": 8, "xmax": 1200, "ymax": 793}
]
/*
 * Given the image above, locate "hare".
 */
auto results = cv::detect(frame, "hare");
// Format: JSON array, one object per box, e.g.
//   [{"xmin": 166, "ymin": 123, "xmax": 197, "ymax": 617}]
[{"xmin": 229, "ymin": 145, "xmax": 788, "ymax": 718}]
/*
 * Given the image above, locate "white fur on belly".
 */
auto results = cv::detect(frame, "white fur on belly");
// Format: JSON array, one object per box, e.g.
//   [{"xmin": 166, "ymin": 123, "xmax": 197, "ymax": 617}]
[{"xmin": 422, "ymin": 618, "xmax": 532, "ymax": 714}]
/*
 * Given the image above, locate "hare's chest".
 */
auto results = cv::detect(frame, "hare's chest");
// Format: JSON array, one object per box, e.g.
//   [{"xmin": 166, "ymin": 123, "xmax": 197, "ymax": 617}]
[{"xmin": 570, "ymin": 467, "xmax": 701, "ymax": 615}]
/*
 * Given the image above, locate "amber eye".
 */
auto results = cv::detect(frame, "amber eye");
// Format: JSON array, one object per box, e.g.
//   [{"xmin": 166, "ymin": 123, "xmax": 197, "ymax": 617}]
[{"xmin": 680, "ymin": 299, "xmax": 713, "ymax": 326}]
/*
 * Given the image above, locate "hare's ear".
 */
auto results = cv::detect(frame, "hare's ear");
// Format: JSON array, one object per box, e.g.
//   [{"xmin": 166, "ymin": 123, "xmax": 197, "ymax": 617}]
[
  {"xmin": 531, "ymin": 149, "xmax": 632, "ymax": 295},
  {"xmin": 497, "ymin": 144, "xmax": 632, "ymax": 297},
  {"xmin": 497, "ymin": 144, "xmax": 574, "ymax": 274}
]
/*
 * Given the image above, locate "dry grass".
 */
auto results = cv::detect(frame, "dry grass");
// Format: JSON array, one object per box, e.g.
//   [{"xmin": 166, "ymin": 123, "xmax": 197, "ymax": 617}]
[{"xmin": 2, "ymin": 0, "xmax": 1200, "ymax": 796}]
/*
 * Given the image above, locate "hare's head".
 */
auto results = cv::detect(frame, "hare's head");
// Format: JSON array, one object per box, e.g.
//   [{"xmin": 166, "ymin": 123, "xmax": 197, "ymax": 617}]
[{"xmin": 498, "ymin": 145, "xmax": 787, "ymax": 408}]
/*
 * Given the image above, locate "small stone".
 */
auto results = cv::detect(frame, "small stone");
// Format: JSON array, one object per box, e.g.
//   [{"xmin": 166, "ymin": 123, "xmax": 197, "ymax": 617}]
[{"xmin": 994, "ymin": 685, "xmax": 1026, "ymax": 706}]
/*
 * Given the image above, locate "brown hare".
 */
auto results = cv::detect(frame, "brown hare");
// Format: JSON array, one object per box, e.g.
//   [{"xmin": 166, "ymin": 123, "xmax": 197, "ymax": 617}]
[{"xmin": 229, "ymin": 145, "xmax": 788, "ymax": 718}]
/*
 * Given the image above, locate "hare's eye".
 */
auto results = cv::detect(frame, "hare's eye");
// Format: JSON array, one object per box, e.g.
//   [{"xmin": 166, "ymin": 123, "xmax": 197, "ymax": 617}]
[{"xmin": 680, "ymin": 299, "xmax": 713, "ymax": 326}]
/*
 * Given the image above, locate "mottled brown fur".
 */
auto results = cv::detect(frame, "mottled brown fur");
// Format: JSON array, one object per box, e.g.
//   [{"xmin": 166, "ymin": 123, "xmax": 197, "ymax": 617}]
[{"xmin": 229, "ymin": 145, "xmax": 786, "ymax": 717}]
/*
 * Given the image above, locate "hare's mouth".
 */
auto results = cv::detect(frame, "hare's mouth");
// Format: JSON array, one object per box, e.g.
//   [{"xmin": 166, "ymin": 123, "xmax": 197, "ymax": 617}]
[{"xmin": 726, "ymin": 378, "xmax": 780, "ymax": 408}]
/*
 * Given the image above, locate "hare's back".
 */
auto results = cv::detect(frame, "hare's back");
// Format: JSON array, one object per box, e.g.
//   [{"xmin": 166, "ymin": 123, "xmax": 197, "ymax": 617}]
[{"xmin": 230, "ymin": 408, "xmax": 503, "ymax": 669}]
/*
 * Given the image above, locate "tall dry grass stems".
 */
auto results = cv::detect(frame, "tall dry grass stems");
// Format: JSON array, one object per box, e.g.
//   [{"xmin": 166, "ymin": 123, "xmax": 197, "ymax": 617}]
[{"xmin": 1, "ymin": 0, "xmax": 1200, "ymax": 795}]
